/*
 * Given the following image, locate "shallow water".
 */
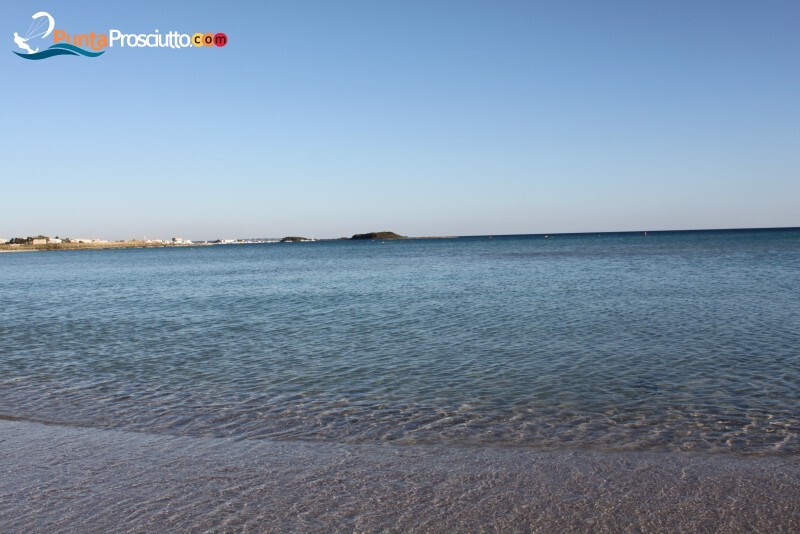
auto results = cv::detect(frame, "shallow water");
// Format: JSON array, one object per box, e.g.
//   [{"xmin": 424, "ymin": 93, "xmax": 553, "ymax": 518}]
[
  {"xmin": 1, "ymin": 229, "xmax": 799, "ymax": 455},
  {"xmin": 2, "ymin": 421, "xmax": 798, "ymax": 532}
]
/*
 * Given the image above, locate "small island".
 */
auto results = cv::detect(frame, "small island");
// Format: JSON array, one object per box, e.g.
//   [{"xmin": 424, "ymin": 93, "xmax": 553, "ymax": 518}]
[
  {"xmin": 280, "ymin": 236, "xmax": 314, "ymax": 242},
  {"xmin": 350, "ymin": 231, "xmax": 406, "ymax": 240}
]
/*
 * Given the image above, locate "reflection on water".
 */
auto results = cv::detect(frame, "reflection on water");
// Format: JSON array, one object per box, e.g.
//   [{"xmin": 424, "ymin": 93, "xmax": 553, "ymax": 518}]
[{"xmin": 1, "ymin": 229, "xmax": 799, "ymax": 455}]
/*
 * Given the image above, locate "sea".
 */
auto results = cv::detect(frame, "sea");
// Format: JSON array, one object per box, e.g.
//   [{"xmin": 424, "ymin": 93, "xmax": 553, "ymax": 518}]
[{"xmin": 1, "ymin": 228, "xmax": 799, "ymax": 531}]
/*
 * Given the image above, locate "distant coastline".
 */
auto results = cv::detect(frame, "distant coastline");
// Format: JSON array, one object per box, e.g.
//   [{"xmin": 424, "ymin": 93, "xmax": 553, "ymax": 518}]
[
  {"xmin": 1, "ymin": 226, "xmax": 797, "ymax": 253},
  {"xmin": 0, "ymin": 231, "xmax": 412, "ymax": 252},
  {"xmin": 0, "ymin": 240, "xmax": 211, "ymax": 253}
]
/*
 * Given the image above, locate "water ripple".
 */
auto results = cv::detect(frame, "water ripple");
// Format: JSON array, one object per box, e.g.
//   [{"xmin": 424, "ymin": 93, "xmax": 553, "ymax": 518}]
[{"xmin": 0, "ymin": 230, "xmax": 798, "ymax": 455}]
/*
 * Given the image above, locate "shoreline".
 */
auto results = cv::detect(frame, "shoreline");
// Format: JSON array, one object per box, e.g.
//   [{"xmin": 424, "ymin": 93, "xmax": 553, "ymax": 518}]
[
  {"xmin": 0, "ymin": 241, "xmax": 216, "ymax": 253},
  {"xmin": 2, "ymin": 420, "xmax": 798, "ymax": 531}
]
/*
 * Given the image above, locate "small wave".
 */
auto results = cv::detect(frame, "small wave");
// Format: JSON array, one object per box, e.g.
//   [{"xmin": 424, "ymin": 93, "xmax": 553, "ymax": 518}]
[{"xmin": 14, "ymin": 43, "xmax": 105, "ymax": 60}]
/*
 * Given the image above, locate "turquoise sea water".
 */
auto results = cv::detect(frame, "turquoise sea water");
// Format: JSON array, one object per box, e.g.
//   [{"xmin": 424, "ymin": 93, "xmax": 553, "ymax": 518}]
[{"xmin": 1, "ymin": 229, "xmax": 798, "ymax": 455}]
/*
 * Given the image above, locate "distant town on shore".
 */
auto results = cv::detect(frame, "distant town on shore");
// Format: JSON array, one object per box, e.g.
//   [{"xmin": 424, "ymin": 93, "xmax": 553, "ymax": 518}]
[{"xmin": 0, "ymin": 232, "xmax": 409, "ymax": 251}]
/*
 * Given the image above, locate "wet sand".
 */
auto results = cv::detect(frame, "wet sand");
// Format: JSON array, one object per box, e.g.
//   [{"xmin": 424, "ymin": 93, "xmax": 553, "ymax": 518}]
[{"xmin": 1, "ymin": 420, "xmax": 798, "ymax": 532}]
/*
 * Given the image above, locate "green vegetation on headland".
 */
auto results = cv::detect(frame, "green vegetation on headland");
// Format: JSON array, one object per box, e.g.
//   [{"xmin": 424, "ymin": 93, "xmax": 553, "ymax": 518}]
[
  {"xmin": 350, "ymin": 231, "xmax": 406, "ymax": 240},
  {"xmin": 280, "ymin": 236, "xmax": 313, "ymax": 242}
]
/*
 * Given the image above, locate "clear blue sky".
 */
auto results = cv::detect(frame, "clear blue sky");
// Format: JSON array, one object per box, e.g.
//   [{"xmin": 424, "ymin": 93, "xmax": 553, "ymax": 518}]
[{"xmin": 2, "ymin": 1, "xmax": 798, "ymax": 239}]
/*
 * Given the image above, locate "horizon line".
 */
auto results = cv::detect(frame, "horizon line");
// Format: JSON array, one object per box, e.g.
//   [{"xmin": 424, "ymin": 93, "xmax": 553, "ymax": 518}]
[{"xmin": 3, "ymin": 225, "xmax": 798, "ymax": 243}]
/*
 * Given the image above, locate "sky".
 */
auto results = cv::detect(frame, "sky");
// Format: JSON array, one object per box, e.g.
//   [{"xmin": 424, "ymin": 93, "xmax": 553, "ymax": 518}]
[{"xmin": 1, "ymin": 1, "xmax": 798, "ymax": 240}]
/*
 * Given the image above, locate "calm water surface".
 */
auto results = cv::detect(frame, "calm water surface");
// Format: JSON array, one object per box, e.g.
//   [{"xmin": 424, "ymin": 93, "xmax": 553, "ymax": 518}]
[{"xmin": 1, "ymin": 229, "xmax": 799, "ymax": 455}]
